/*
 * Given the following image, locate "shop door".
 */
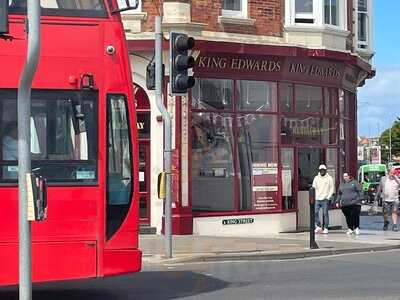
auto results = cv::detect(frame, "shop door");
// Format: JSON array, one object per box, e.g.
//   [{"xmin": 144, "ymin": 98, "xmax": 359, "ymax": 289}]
[
  {"xmin": 297, "ymin": 148, "xmax": 324, "ymax": 229},
  {"xmin": 139, "ymin": 142, "xmax": 150, "ymax": 225}
]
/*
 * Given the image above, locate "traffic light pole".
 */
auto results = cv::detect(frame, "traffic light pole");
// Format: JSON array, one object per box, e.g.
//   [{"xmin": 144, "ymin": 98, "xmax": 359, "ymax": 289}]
[
  {"xmin": 155, "ymin": 16, "xmax": 173, "ymax": 258},
  {"xmin": 18, "ymin": 1, "xmax": 41, "ymax": 299}
]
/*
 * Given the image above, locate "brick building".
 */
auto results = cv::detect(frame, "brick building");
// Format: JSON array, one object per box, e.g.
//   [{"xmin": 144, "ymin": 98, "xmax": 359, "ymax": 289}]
[{"xmin": 122, "ymin": 0, "xmax": 374, "ymax": 236}]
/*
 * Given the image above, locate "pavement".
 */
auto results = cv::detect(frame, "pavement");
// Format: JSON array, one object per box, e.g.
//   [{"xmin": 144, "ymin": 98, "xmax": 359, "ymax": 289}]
[{"xmin": 141, "ymin": 213, "xmax": 400, "ymax": 265}]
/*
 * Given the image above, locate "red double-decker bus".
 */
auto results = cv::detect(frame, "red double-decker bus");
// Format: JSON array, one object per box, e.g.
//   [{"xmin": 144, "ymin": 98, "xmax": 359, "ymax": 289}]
[{"xmin": 0, "ymin": 0, "xmax": 141, "ymax": 286}]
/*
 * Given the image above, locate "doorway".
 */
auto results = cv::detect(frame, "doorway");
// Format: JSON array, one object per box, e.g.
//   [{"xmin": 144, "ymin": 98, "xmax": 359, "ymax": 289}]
[
  {"xmin": 139, "ymin": 142, "xmax": 150, "ymax": 225},
  {"xmin": 297, "ymin": 148, "xmax": 324, "ymax": 229},
  {"xmin": 135, "ymin": 84, "xmax": 151, "ymax": 226}
]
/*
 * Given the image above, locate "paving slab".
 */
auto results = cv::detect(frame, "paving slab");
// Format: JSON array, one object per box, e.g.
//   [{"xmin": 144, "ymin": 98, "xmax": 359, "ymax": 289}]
[{"xmin": 140, "ymin": 229, "xmax": 400, "ymax": 265}]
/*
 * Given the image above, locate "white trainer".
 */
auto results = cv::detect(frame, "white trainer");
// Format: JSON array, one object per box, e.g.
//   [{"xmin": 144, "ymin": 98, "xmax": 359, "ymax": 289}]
[
  {"xmin": 346, "ymin": 229, "xmax": 353, "ymax": 235},
  {"xmin": 354, "ymin": 228, "xmax": 360, "ymax": 235},
  {"xmin": 322, "ymin": 228, "xmax": 329, "ymax": 234},
  {"xmin": 314, "ymin": 226, "xmax": 322, "ymax": 233}
]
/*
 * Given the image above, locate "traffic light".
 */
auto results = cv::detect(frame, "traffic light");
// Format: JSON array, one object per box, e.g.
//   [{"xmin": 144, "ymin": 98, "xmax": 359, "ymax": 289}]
[{"xmin": 170, "ymin": 32, "xmax": 195, "ymax": 95}]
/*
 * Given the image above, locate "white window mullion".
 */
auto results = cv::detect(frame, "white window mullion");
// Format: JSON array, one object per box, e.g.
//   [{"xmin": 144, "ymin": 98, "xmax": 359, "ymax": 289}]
[{"xmin": 314, "ymin": 0, "xmax": 322, "ymax": 26}]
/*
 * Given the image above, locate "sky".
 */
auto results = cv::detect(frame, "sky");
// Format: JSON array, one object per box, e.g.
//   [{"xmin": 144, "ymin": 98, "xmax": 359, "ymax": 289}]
[{"xmin": 357, "ymin": 1, "xmax": 400, "ymax": 137}]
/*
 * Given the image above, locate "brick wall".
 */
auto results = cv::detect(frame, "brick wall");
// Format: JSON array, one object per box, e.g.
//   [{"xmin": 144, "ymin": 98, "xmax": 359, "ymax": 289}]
[
  {"xmin": 141, "ymin": 0, "xmax": 283, "ymax": 37},
  {"xmin": 141, "ymin": 0, "xmax": 163, "ymax": 32},
  {"xmin": 346, "ymin": 0, "xmax": 354, "ymax": 51}
]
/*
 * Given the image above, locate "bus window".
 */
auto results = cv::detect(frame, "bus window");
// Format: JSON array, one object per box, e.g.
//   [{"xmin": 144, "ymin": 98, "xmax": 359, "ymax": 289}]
[
  {"xmin": 0, "ymin": 89, "xmax": 98, "ymax": 183},
  {"xmin": 8, "ymin": 0, "xmax": 107, "ymax": 18},
  {"xmin": 106, "ymin": 94, "xmax": 133, "ymax": 239}
]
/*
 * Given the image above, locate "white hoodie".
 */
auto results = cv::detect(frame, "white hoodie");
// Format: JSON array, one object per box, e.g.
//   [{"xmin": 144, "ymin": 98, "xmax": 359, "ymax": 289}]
[{"xmin": 312, "ymin": 173, "xmax": 334, "ymax": 201}]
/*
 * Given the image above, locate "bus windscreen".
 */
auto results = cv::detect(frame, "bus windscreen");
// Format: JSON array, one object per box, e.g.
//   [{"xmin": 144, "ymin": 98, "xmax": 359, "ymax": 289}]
[{"xmin": 8, "ymin": 0, "xmax": 107, "ymax": 18}]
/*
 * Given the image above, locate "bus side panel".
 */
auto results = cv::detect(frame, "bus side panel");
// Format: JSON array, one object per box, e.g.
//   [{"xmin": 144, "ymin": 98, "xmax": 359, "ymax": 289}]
[
  {"xmin": 0, "ymin": 241, "xmax": 97, "ymax": 286},
  {"xmin": 102, "ymin": 21, "xmax": 139, "ymax": 251},
  {"xmin": 102, "ymin": 249, "xmax": 141, "ymax": 277},
  {"xmin": 0, "ymin": 243, "xmax": 18, "ymax": 286}
]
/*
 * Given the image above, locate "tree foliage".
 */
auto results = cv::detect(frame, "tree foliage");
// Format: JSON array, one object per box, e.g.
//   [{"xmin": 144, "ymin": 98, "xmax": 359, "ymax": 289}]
[{"xmin": 379, "ymin": 117, "xmax": 400, "ymax": 163}]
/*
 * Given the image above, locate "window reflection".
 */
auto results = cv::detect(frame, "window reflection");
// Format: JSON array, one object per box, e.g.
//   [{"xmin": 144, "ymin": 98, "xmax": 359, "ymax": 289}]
[
  {"xmin": 281, "ymin": 117, "xmax": 337, "ymax": 145},
  {"xmin": 192, "ymin": 79, "xmax": 233, "ymax": 110},
  {"xmin": 192, "ymin": 113, "xmax": 234, "ymax": 211},
  {"xmin": 279, "ymin": 82, "xmax": 293, "ymax": 113},
  {"xmin": 0, "ymin": 90, "xmax": 98, "ymax": 182},
  {"xmin": 236, "ymin": 80, "xmax": 277, "ymax": 112},
  {"xmin": 295, "ymin": 85, "xmax": 322, "ymax": 113},
  {"xmin": 237, "ymin": 115, "xmax": 278, "ymax": 210}
]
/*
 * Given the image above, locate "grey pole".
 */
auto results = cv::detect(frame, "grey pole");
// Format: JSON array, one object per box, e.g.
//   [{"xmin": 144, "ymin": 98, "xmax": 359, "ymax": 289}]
[
  {"xmin": 17, "ymin": 1, "xmax": 41, "ymax": 299},
  {"xmin": 154, "ymin": 16, "xmax": 172, "ymax": 258}
]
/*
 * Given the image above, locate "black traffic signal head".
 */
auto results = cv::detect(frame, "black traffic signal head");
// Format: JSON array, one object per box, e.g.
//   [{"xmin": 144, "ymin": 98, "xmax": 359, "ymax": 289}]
[{"xmin": 170, "ymin": 32, "xmax": 195, "ymax": 95}]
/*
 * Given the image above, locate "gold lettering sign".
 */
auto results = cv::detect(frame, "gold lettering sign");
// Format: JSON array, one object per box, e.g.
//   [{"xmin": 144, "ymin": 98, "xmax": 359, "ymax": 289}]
[
  {"xmin": 289, "ymin": 62, "xmax": 341, "ymax": 78},
  {"xmin": 197, "ymin": 56, "xmax": 281, "ymax": 73},
  {"xmin": 137, "ymin": 122, "xmax": 145, "ymax": 130}
]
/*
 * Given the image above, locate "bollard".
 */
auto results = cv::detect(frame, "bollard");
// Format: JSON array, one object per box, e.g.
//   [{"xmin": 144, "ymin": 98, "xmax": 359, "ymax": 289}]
[{"xmin": 309, "ymin": 187, "xmax": 319, "ymax": 249}]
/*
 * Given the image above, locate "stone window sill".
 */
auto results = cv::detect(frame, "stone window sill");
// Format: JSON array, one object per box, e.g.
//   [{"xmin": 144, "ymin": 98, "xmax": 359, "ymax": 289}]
[{"xmin": 218, "ymin": 16, "xmax": 255, "ymax": 26}]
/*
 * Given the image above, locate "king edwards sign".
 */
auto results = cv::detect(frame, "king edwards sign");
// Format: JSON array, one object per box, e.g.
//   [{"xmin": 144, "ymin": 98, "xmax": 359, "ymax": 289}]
[
  {"xmin": 194, "ymin": 53, "xmax": 357, "ymax": 91},
  {"xmin": 197, "ymin": 56, "xmax": 281, "ymax": 72}
]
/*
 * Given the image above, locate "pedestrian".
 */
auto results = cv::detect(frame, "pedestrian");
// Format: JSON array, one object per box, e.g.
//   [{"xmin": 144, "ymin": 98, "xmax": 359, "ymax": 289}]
[
  {"xmin": 313, "ymin": 164, "xmax": 334, "ymax": 234},
  {"xmin": 375, "ymin": 168, "xmax": 400, "ymax": 231},
  {"xmin": 336, "ymin": 172, "xmax": 363, "ymax": 235}
]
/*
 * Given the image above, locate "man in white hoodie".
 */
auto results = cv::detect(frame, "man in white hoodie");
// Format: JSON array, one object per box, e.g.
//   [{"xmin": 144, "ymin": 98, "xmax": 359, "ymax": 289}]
[{"xmin": 312, "ymin": 164, "xmax": 334, "ymax": 234}]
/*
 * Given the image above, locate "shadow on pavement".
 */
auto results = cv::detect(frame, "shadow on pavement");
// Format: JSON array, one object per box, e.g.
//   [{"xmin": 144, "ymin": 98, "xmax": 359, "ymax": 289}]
[{"xmin": 0, "ymin": 271, "xmax": 229, "ymax": 300}]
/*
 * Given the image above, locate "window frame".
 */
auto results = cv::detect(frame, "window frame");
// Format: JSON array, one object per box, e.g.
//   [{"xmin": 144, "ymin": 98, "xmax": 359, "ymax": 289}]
[
  {"xmin": 221, "ymin": 0, "xmax": 248, "ymax": 18},
  {"xmin": 294, "ymin": 0, "xmax": 316, "ymax": 24},
  {"xmin": 105, "ymin": 93, "xmax": 134, "ymax": 240},
  {"xmin": 191, "ymin": 77, "xmax": 279, "ymax": 214},
  {"xmin": 0, "ymin": 89, "xmax": 99, "ymax": 186},
  {"xmin": 8, "ymin": 1, "xmax": 108, "ymax": 18},
  {"xmin": 355, "ymin": 0, "xmax": 372, "ymax": 51},
  {"xmin": 119, "ymin": 0, "xmax": 142, "ymax": 15},
  {"xmin": 324, "ymin": 0, "xmax": 339, "ymax": 27},
  {"xmin": 285, "ymin": 0, "xmax": 347, "ymax": 30}
]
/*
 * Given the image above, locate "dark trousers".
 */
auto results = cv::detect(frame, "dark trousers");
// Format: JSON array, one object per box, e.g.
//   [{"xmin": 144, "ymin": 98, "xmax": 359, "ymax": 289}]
[{"xmin": 341, "ymin": 205, "xmax": 361, "ymax": 230}]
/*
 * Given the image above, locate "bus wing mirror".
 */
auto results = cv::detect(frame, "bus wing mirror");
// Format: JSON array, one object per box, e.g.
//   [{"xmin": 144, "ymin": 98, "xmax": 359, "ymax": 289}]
[
  {"xmin": 113, "ymin": 0, "xmax": 139, "ymax": 13},
  {"xmin": 27, "ymin": 173, "xmax": 47, "ymax": 222},
  {"xmin": 0, "ymin": 0, "xmax": 9, "ymax": 34},
  {"xmin": 157, "ymin": 172, "xmax": 166, "ymax": 199}
]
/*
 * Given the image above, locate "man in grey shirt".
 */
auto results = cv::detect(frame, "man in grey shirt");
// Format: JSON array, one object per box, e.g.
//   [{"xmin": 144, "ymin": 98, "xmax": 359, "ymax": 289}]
[{"xmin": 375, "ymin": 168, "xmax": 400, "ymax": 231}]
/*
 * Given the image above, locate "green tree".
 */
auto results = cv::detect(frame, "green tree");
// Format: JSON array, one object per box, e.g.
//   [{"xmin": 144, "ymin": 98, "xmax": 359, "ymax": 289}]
[{"xmin": 379, "ymin": 117, "xmax": 400, "ymax": 163}]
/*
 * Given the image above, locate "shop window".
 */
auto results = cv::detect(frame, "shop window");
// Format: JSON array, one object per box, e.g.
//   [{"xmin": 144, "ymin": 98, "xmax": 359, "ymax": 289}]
[
  {"xmin": 281, "ymin": 148, "xmax": 295, "ymax": 210},
  {"xmin": 298, "ymin": 148, "xmax": 324, "ymax": 191},
  {"xmin": 236, "ymin": 80, "xmax": 277, "ymax": 112},
  {"xmin": 324, "ymin": 87, "xmax": 338, "ymax": 115},
  {"xmin": 279, "ymin": 82, "xmax": 293, "ymax": 113},
  {"xmin": 221, "ymin": 0, "xmax": 247, "ymax": 18},
  {"xmin": 326, "ymin": 148, "xmax": 338, "ymax": 187},
  {"xmin": 295, "ymin": 84, "xmax": 322, "ymax": 113},
  {"xmin": 192, "ymin": 78, "xmax": 233, "ymax": 110},
  {"xmin": 191, "ymin": 113, "xmax": 235, "ymax": 211},
  {"xmin": 281, "ymin": 117, "xmax": 337, "ymax": 145},
  {"xmin": 339, "ymin": 89, "xmax": 349, "ymax": 117},
  {"xmin": 237, "ymin": 115, "xmax": 278, "ymax": 211},
  {"xmin": 324, "ymin": 0, "xmax": 338, "ymax": 26}
]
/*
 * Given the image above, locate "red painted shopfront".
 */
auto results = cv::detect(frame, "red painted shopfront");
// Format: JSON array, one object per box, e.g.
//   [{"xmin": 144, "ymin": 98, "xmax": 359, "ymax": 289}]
[{"xmin": 128, "ymin": 40, "xmax": 372, "ymax": 235}]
